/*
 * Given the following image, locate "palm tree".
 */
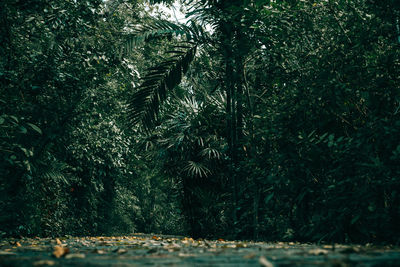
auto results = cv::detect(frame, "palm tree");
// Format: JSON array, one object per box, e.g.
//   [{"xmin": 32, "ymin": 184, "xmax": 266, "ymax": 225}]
[{"xmin": 124, "ymin": 0, "xmax": 257, "ymax": 237}]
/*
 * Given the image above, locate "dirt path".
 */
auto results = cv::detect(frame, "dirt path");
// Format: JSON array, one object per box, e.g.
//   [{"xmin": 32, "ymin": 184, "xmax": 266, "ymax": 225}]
[{"xmin": 1, "ymin": 234, "xmax": 399, "ymax": 266}]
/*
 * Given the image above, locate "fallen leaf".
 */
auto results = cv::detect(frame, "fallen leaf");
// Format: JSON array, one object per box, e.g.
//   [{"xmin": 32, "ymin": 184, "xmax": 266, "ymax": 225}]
[
  {"xmin": 204, "ymin": 241, "xmax": 211, "ymax": 248},
  {"xmin": 147, "ymin": 248, "xmax": 158, "ymax": 254},
  {"xmin": 217, "ymin": 238, "xmax": 224, "ymax": 242},
  {"xmin": 93, "ymin": 249, "xmax": 106, "ymax": 254},
  {"xmin": 221, "ymin": 244, "xmax": 236, "ymax": 248},
  {"xmin": 166, "ymin": 243, "xmax": 181, "ymax": 251},
  {"xmin": 0, "ymin": 251, "xmax": 17, "ymax": 255},
  {"xmin": 178, "ymin": 252, "xmax": 196, "ymax": 257},
  {"xmin": 308, "ymin": 248, "xmax": 329, "ymax": 255},
  {"xmin": 243, "ymin": 253, "xmax": 257, "ymax": 259},
  {"xmin": 259, "ymin": 256, "xmax": 275, "ymax": 267},
  {"xmin": 65, "ymin": 253, "xmax": 86, "ymax": 259},
  {"xmin": 181, "ymin": 237, "xmax": 194, "ymax": 244},
  {"xmin": 56, "ymin": 238, "xmax": 62, "ymax": 245},
  {"xmin": 113, "ymin": 248, "xmax": 128, "ymax": 254},
  {"xmin": 9, "ymin": 241, "xmax": 21, "ymax": 247},
  {"xmin": 52, "ymin": 246, "xmax": 70, "ymax": 258},
  {"xmin": 33, "ymin": 260, "xmax": 56, "ymax": 266}
]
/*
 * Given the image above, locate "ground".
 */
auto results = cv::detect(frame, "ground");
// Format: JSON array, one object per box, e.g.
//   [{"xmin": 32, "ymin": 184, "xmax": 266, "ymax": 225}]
[{"xmin": 1, "ymin": 234, "xmax": 400, "ymax": 266}]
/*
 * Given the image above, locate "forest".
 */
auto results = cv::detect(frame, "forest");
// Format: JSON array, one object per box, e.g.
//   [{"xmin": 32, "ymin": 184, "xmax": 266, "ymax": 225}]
[{"xmin": 1, "ymin": 0, "xmax": 400, "ymax": 246}]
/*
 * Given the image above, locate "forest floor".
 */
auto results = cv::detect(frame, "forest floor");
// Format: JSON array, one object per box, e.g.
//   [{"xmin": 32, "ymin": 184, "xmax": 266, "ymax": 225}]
[{"xmin": 0, "ymin": 234, "xmax": 400, "ymax": 266}]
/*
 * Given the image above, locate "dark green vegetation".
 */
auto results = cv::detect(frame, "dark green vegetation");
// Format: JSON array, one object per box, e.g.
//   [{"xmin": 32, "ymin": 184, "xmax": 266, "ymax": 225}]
[{"xmin": 1, "ymin": 0, "xmax": 399, "ymax": 244}]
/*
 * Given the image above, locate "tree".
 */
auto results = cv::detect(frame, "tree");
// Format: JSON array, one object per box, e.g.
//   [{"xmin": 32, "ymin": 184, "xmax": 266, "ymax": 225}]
[{"xmin": 127, "ymin": 0, "xmax": 400, "ymax": 242}]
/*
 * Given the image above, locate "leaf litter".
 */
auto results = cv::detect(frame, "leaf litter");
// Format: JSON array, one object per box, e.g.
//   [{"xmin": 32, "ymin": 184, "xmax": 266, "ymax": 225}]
[{"xmin": 0, "ymin": 235, "xmax": 399, "ymax": 266}]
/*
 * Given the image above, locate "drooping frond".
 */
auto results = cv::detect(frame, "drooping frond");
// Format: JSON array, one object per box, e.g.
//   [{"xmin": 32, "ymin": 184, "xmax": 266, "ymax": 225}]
[
  {"xmin": 122, "ymin": 20, "xmax": 207, "ymax": 56},
  {"xmin": 127, "ymin": 44, "xmax": 197, "ymax": 131},
  {"xmin": 124, "ymin": 20, "xmax": 186, "ymax": 53},
  {"xmin": 148, "ymin": 0, "xmax": 175, "ymax": 4},
  {"xmin": 184, "ymin": 0, "xmax": 221, "ymax": 30}
]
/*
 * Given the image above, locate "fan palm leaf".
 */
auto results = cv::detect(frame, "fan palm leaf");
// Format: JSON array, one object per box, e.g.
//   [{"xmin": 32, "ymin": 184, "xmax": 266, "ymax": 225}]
[{"xmin": 182, "ymin": 160, "xmax": 211, "ymax": 178}]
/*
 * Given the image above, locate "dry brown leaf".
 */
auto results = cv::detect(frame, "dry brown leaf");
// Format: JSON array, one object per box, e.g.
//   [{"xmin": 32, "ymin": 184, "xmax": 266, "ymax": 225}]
[
  {"xmin": 93, "ymin": 249, "xmax": 106, "ymax": 254},
  {"xmin": 55, "ymin": 238, "xmax": 62, "ymax": 245},
  {"xmin": 9, "ymin": 241, "xmax": 21, "ymax": 247},
  {"xmin": 33, "ymin": 260, "xmax": 56, "ymax": 266},
  {"xmin": 65, "ymin": 253, "xmax": 86, "ymax": 259},
  {"xmin": 308, "ymin": 248, "xmax": 329, "ymax": 255},
  {"xmin": 259, "ymin": 256, "xmax": 275, "ymax": 267},
  {"xmin": 113, "ymin": 248, "xmax": 128, "ymax": 254},
  {"xmin": 243, "ymin": 253, "xmax": 257, "ymax": 259},
  {"xmin": 178, "ymin": 252, "xmax": 196, "ymax": 257},
  {"xmin": 52, "ymin": 246, "xmax": 69, "ymax": 258}
]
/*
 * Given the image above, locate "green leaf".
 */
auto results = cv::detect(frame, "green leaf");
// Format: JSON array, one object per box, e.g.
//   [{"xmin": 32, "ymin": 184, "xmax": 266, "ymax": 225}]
[
  {"xmin": 319, "ymin": 132, "xmax": 328, "ymax": 140},
  {"xmin": 27, "ymin": 123, "xmax": 42, "ymax": 135},
  {"xmin": 18, "ymin": 126, "xmax": 27, "ymax": 134},
  {"xmin": 123, "ymin": 20, "xmax": 200, "ymax": 57},
  {"xmin": 368, "ymin": 204, "xmax": 376, "ymax": 212},
  {"xmin": 128, "ymin": 45, "xmax": 196, "ymax": 130},
  {"xmin": 351, "ymin": 214, "xmax": 360, "ymax": 225},
  {"xmin": 9, "ymin": 115, "xmax": 19, "ymax": 123},
  {"xmin": 264, "ymin": 192, "xmax": 274, "ymax": 204}
]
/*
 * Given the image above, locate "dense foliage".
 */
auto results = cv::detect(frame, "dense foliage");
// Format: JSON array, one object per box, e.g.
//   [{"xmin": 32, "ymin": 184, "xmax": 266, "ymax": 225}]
[{"xmin": 1, "ymin": 0, "xmax": 399, "ymax": 244}]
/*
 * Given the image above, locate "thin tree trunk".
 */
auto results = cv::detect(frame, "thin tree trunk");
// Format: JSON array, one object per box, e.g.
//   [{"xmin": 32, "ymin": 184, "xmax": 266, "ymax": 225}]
[{"xmin": 221, "ymin": 20, "xmax": 239, "ymax": 235}]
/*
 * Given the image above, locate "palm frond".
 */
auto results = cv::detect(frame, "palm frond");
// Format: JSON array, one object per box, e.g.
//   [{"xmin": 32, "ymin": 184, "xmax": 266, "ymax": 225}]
[
  {"xmin": 200, "ymin": 147, "xmax": 222, "ymax": 160},
  {"xmin": 38, "ymin": 160, "xmax": 70, "ymax": 186},
  {"xmin": 182, "ymin": 160, "xmax": 211, "ymax": 178},
  {"xmin": 122, "ymin": 20, "xmax": 185, "ymax": 55},
  {"xmin": 127, "ymin": 45, "xmax": 197, "ymax": 131},
  {"xmin": 122, "ymin": 20, "xmax": 208, "ymax": 56},
  {"xmin": 148, "ymin": 0, "xmax": 175, "ymax": 4}
]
